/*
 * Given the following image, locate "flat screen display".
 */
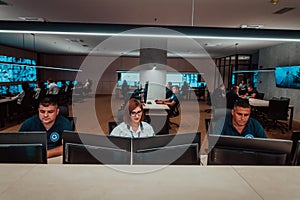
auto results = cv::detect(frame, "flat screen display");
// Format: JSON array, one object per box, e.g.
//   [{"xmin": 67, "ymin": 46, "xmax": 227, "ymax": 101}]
[
  {"xmin": 275, "ymin": 66, "xmax": 300, "ymax": 89},
  {"xmin": 0, "ymin": 85, "xmax": 7, "ymax": 95},
  {"xmin": 9, "ymin": 84, "xmax": 22, "ymax": 94},
  {"xmin": 117, "ymin": 71, "xmax": 140, "ymax": 87},
  {"xmin": 0, "ymin": 64, "xmax": 37, "ymax": 83}
]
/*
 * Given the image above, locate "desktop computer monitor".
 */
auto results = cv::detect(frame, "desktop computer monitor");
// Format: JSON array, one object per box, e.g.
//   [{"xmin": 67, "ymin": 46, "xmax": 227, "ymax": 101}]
[
  {"xmin": 208, "ymin": 135, "xmax": 292, "ymax": 165},
  {"xmin": 63, "ymin": 131, "xmax": 131, "ymax": 164},
  {"xmin": 0, "ymin": 132, "xmax": 47, "ymax": 164},
  {"xmin": 132, "ymin": 132, "xmax": 200, "ymax": 165}
]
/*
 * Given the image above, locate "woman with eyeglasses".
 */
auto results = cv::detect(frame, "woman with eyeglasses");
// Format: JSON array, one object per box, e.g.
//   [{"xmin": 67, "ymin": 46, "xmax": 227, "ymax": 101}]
[{"xmin": 110, "ymin": 98, "xmax": 155, "ymax": 138}]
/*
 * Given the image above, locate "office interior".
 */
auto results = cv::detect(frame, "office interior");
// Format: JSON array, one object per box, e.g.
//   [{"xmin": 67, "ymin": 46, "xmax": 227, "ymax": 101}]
[{"xmin": 1, "ymin": 1, "xmax": 300, "ymax": 198}]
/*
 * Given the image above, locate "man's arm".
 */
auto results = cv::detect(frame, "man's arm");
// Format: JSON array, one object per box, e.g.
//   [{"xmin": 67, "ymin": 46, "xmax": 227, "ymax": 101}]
[{"xmin": 47, "ymin": 140, "xmax": 63, "ymax": 158}]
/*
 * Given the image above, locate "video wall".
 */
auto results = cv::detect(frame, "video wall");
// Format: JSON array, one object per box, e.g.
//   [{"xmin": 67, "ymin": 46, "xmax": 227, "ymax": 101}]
[
  {"xmin": 275, "ymin": 65, "xmax": 300, "ymax": 89},
  {"xmin": 0, "ymin": 55, "xmax": 37, "ymax": 95},
  {"xmin": 117, "ymin": 71, "xmax": 204, "ymax": 88}
]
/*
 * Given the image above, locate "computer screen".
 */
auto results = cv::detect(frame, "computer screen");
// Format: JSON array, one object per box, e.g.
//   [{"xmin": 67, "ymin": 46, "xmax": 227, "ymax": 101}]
[
  {"xmin": 274, "ymin": 66, "xmax": 300, "ymax": 89},
  {"xmin": 132, "ymin": 132, "xmax": 200, "ymax": 165},
  {"xmin": 208, "ymin": 135, "xmax": 292, "ymax": 165},
  {"xmin": 8, "ymin": 84, "xmax": 22, "ymax": 95},
  {"xmin": 0, "ymin": 85, "xmax": 7, "ymax": 95},
  {"xmin": 0, "ymin": 132, "xmax": 47, "ymax": 164},
  {"xmin": 0, "ymin": 64, "xmax": 37, "ymax": 83},
  {"xmin": 117, "ymin": 71, "xmax": 140, "ymax": 87},
  {"xmin": 63, "ymin": 131, "xmax": 131, "ymax": 164}
]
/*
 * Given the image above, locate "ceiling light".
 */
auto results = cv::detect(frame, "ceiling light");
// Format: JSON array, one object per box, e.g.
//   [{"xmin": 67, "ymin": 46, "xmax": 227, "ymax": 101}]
[
  {"xmin": 240, "ymin": 24, "xmax": 264, "ymax": 29},
  {"xmin": 18, "ymin": 17, "xmax": 45, "ymax": 22},
  {"xmin": 271, "ymin": 0, "xmax": 279, "ymax": 5},
  {"xmin": 205, "ymin": 43, "xmax": 222, "ymax": 47}
]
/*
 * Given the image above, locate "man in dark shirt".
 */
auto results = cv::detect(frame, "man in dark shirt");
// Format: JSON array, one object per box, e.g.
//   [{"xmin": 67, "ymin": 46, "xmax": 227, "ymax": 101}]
[
  {"xmin": 213, "ymin": 99, "xmax": 266, "ymax": 138},
  {"xmin": 19, "ymin": 95, "xmax": 72, "ymax": 158},
  {"xmin": 226, "ymin": 85, "xmax": 240, "ymax": 109},
  {"xmin": 247, "ymin": 85, "xmax": 258, "ymax": 98}
]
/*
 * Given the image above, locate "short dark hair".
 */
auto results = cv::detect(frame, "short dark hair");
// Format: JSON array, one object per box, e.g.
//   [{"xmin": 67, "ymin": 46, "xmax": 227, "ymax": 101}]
[
  {"xmin": 234, "ymin": 99, "xmax": 251, "ymax": 109},
  {"xmin": 39, "ymin": 95, "xmax": 58, "ymax": 107}
]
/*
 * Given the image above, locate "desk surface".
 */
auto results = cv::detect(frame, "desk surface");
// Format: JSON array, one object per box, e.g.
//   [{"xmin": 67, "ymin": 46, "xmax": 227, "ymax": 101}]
[
  {"xmin": 0, "ymin": 164, "xmax": 299, "ymax": 200},
  {"xmin": 143, "ymin": 100, "xmax": 169, "ymax": 110},
  {"xmin": 0, "ymin": 97, "xmax": 14, "ymax": 104},
  {"xmin": 248, "ymin": 98, "xmax": 269, "ymax": 107}
]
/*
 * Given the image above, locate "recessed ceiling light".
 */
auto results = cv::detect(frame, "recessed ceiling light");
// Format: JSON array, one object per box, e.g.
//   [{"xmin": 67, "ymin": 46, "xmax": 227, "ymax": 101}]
[
  {"xmin": 18, "ymin": 17, "xmax": 45, "ymax": 22},
  {"xmin": 205, "ymin": 43, "xmax": 222, "ymax": 47},
  {"xmin": 240, "ymin": 24, "xmax": 264, "ymax": 29},
  {"xmin": 65, "ymin": 38, "xmax": 84, "ymax": 43}
]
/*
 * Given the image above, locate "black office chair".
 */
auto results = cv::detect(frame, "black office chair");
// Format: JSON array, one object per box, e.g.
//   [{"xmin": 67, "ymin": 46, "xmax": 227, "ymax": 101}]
[
  {"xmin": 292, "ymin": 141, "xmax": 300, "ymax": 165},
  {"xmin": 266, "ymin": 98, "xmax": 290, "ymax": 133},
  {"xmin": 256, "ymin": 92, "xmax": 265, "ymax": 100},
  {"xmin": 290, "ymin": 130, "xmax": 300, "ymax": 165},
  {"xmin": 67, "ymin": 116, "xmax": 77, "ymax": 131},
  {"xmin": 169, "ymin": 103, "xmax": 180, "ymax": 128},
  {"xmin": 108, "ymin": 121, "xmax": 118, "ymax": 134}
]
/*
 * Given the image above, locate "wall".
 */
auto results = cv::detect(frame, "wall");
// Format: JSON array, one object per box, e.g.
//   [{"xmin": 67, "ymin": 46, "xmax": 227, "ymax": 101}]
[{"xmin": 257, "ymin": 42, "xmax": 300, "ymax": 121}]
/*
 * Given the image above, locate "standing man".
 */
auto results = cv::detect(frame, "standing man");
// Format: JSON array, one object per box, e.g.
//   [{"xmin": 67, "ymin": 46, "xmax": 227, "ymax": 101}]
[
  {"xmin": 213, "ymin": 99, "xmax": 266, "ymax": 138},
  {"xmin": 19, "ymin": 95, "xmax": 72, "ymax": 158}
]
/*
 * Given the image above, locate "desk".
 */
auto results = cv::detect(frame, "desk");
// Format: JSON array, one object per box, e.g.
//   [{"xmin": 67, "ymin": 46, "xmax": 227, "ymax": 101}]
[
  {"xmin": 0, "ymin": 164, "xmax": 300, "ymax": 200},
  {"xmin": 249, "ymin": 98, "xmax": 294, "ymax": 130},
  {"xmin": 143, "ymin": 100, "xmax": 169, "ymax": 110}
]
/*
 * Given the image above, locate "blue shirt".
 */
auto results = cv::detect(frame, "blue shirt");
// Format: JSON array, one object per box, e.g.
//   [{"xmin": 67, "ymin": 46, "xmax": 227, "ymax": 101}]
[
  {"xmin": 213, "ymin": 114, "xmax": 266, "ymax": 138},
  {"xmin": 19, "ymin": 115, "xmax": 72, "ymax": 149}
]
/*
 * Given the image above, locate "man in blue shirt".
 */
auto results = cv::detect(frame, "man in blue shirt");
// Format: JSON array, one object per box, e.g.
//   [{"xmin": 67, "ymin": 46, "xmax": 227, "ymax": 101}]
[
  {"xmin": 19, "ymin": 95, "xmax": 72, "ymax": 158},
  {"xmin": 213, "ymin": 99, "xmax": 266, "ymax": 138}
]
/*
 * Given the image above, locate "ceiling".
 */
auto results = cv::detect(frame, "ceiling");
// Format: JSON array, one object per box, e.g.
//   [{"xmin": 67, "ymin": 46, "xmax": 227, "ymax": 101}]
[{"xmin": 0, "ymin": 0, "xmax": 300, "ymax": 58}]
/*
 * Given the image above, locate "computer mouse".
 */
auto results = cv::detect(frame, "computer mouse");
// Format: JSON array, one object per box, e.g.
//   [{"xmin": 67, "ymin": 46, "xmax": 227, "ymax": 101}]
[{"xmin": 147, "ymin": 101, "xmax": 152, "ymax": 104}]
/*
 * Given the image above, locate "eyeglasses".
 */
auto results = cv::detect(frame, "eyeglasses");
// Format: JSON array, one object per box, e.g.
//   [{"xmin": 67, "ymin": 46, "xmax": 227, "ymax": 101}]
[
  {"xmin": 236, "ymin": 112, "xmax": 250, "ymax": 117},
  {"xmin": 131, "ymin": 110, "xmax": 142, "ymax": 116}
]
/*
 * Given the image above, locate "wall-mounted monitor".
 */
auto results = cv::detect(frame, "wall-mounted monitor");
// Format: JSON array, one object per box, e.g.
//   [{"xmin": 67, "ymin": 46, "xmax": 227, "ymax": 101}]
[
  {"xmin": 275, "ymin": 65, "xmax": 300, "ymax": 89},
  {"xmin": 8, "ymin": 84, "xmax": 22, "ymax": 95},
  {"xmin": 0, "ymin": 85, "xmax": 7, "ymax": 95},
  {"xmin": 0, "ymin": 64, "xmax": 37, "ymax": 83},
  {"xmin": 117, "ymin": 71, "xmax": 140, "ymax": 87}
]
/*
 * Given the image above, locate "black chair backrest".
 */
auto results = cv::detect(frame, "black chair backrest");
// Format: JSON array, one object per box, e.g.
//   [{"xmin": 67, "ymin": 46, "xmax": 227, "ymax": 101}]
[
  {"xmin": 268, "ymin": 98, "xmax": 290, "ymax": 120},
  {"xmin": 108, "ymin": 121, "xmax": 118, "ymax": 134},
  {"xmin": 67, "ymin": 116, "xmax": 77, "ymax": 131},
  {"xmin": 290, "ymin": 130, "xmax": 300, "ymax": 164},
  {"xmin": 170, "ymin": 103, "xmax": 180, "ymax": 118},
  {"xmin": 256, "ymin": 92, "xmax": 265, "ymax": 100},
  {"xmin": 293, "ymin": 141, "xmax": 300, "ymax": 165}
]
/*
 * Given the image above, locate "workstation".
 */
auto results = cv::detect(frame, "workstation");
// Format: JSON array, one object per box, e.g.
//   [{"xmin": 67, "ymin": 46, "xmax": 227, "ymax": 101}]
[{"xmin": 1, "ymin": 0, "xmax": 300, "ymax": 199}]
